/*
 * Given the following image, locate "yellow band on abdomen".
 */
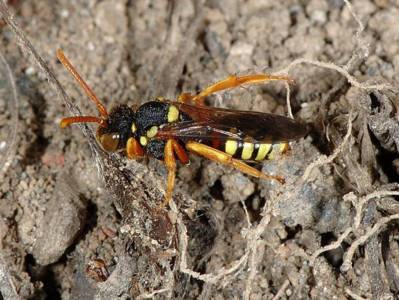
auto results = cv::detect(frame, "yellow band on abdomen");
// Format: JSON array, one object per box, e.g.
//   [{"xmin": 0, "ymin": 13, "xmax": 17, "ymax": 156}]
[
  {"xmin": 241, "ymin": 142, "xmax": 254, "ymax": 160},
  {"xmin": 225, "ymin": 140, "xmax": 238, "ymax": 156},
  {"xmin": 267, "ymin": 143, "xmax": 288, "ymax": 160},
  {"xmin": 255, "ymin": 143, "xmax": 272, "ymax": 161}
]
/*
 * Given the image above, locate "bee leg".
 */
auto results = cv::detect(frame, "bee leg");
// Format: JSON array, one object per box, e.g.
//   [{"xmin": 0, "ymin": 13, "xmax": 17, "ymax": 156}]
[
  {"xmin": 185, "ymin": 141, "xmax": 285, "ymax": 184},
  {"xmin": 161, "ymin": 140, "xmax": 189, "ymax": 207},
  {"xmin": 162, "ymin": 140, "xmax": 176, "ymax": 207},
  {"xmin": 177, "ymin": 92, "xmax": 194, "ymax": 104},
  {"xmin": 171, "ymin": 140, "xmax": 190, "ymax": 165},
  {"xmin": 126, "ymin": 137, "xmax": 144, "ymax": 159},
  {"xmin": 178, "ymin": 74, "xmax": 293, "ymax": 106}
]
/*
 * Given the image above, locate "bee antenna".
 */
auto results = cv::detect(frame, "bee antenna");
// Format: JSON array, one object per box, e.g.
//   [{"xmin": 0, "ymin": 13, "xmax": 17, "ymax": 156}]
[
  {"xmin": 60, "ymin": 116, "xmax": 107, "ymax": 128},
  {"xmin": 57, "ymin": 49, "xmax": 108, "ymax": 118}
]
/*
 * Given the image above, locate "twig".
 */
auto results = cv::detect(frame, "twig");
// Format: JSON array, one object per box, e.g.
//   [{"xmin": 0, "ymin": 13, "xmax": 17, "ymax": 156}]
[
  {"xmin": 137, "ymin": 288, "xmax": 170, "ymax": 299},
  {"xmin": 345, "ymin": 288, "xmax": 368, "ymax": 300},
  {"xmin": 240, "ymin": 200, "xmax": 252, "ymax": 229},
  {"xmin": 272, "ymin": 279, "xmax": 290, "ymax": 300},
  {"xmin": 0, "ymin": 50, "xmax": 19, "ymax": 176},
  {"xmin": 274, "ymin": 58, "xmax": 389, "ymax": 91},
  {"xmin": 302, "ymin": 111, "xmax": 353, "ymax": 182},
  {"xmin": 243, "ymin": 240, "xmax": 265, "ymax": 300},
  {"xmin": 170, "ymin": 199, "xmax": 249, "ymax": 283},
  {"xmin": 0, "ymin": 255, "xmax": 20, "ymax": 300},
  {"xmin": 341, "ymin": 214, "xmax": 399, "ymax": 272},
  {"xmin": 309, "ymin": 227, "xmax": 352, "ymax": 266},
  {"xmin": 310, "ymin": 189, "xmax": 399, "ymax": 267},
  {"xmin": 239, "ymin": 204, "xmax": 274, "ymax": 298},
  {"xmin": 343, "ymin": 0, "xmax": 364, "ymax": 33},
  {"xmin": 363, "ymin": 200, "xmax": 386, "ymax": 299},
  {"xmin": 354, "ymin": 190, "xmax": 399, "ymax": 228},
  {"xmin": 177, "ymin": 211, "xmax": 249, "ymax": 282},
  {"xmin": 284, "ymin": 81, "xmax": 293, "ymax": 119}
]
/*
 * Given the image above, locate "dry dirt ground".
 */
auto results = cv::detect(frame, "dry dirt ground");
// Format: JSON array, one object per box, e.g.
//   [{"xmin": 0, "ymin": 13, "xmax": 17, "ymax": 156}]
[{"xmin": 0, "ymin": 0, "xmax": 399, "ymax": 299}]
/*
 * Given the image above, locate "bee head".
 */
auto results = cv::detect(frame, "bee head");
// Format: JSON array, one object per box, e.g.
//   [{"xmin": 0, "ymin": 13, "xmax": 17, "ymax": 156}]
[
  {"xmin": 96, "ymin": 105, "xmax": 135, "ymax": 152},
  {"xmin": 57, "ymin": 49, "xmax": 136, "ymax": 153}
]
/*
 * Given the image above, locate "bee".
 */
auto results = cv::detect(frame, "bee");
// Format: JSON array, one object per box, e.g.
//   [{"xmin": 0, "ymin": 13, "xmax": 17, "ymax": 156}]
[{"xmin": 57, "ymin": 49, "xmax": 307, "ymax": 207}]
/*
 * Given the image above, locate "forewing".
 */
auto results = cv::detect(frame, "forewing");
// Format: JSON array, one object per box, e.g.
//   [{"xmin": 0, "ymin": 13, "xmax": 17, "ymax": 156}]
[
  {"xmin": 162, "ymin": 101, "xmax": 307, "ymax": 143},
  {"xmin": 157, "ymin": 121, "xmax": 243, "ymax": 143}
]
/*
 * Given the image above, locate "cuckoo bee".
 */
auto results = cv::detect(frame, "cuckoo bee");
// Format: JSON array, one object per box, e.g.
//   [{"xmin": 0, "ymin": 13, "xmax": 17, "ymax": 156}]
[{"xmin": 57, "ymin": 49, "xmax": 307, "ymax": 206}]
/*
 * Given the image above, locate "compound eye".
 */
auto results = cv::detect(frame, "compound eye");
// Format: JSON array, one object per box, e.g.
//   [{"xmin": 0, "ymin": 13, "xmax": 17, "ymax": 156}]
[{"xmin": 99, "ymin": 133, "xmax": 120, "ymax": 152}]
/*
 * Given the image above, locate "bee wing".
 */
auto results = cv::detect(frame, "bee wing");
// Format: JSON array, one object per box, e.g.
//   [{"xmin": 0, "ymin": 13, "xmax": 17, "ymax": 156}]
[
  {"xmin": 157, "ymin": 121, "xmax": 243, "ymax": 143},
  {"xmin": 161, "ymin": 101, "xmax": 307, "ymax": 143}
]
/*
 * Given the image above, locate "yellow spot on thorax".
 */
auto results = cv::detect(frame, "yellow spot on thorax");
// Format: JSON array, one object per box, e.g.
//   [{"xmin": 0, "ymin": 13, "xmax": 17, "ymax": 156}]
[
  {"xmin": 146, "ymin": 126, "xmax": 158, "ymax": 138},
  {"xmin": 131, "ymin": 123, "xmax": 137, "ymax": 133},
  {"xmin": 140, "ymin": 136, "xmax": 148, "ymax": 146},
  {"xmin": 167, "ymin": 105, "xmax": 179, "ymax": 122}
]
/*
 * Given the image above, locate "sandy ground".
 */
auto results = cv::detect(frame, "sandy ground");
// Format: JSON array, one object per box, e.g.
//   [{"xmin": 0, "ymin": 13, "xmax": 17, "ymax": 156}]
[{"xmin": 0, "ymin": 0, "xmax": 399, "ymax": 299}]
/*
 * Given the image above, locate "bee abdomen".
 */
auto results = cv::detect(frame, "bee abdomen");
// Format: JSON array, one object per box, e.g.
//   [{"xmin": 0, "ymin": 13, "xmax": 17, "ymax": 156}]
[{"xmin": 224, "ymin": 140, "xmax": 288, "ymax": 161}]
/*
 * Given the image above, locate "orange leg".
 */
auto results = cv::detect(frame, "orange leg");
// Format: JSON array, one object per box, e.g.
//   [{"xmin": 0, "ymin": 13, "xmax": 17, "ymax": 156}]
[
  {"xmin": 185, "ymin": 141, "xmax": 285, "ymax": 184},
  {"xmin": 172, "ymin": 140, "xmax": 189, "ymax": 164},
  {"xmin": 178, "ymin": 74, "xmax": 293, "ymax": 106},
  {"xmin": 126, "ymin": 137, "xmax": 144, "ymax": 159},
  {"xmin": 162, "ymin": 139, "xmax": 190, "ymax": 207}
]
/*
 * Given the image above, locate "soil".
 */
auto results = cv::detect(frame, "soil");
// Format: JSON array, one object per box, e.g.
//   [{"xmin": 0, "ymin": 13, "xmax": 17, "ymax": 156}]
[{"xmin": 0, "ymin": 0, "xmax": 399, "ymax": 299}]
